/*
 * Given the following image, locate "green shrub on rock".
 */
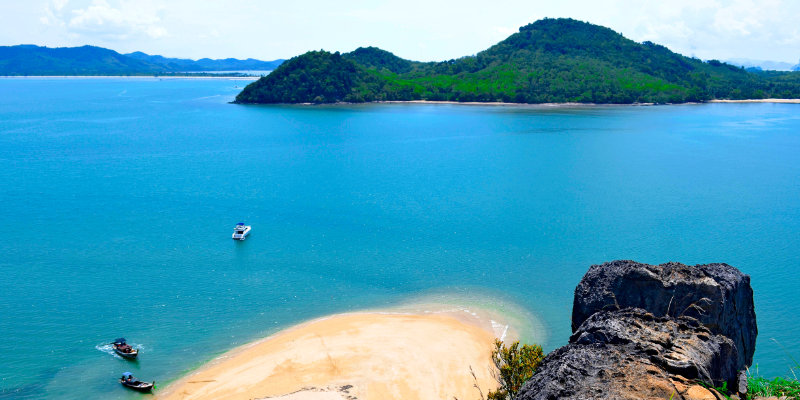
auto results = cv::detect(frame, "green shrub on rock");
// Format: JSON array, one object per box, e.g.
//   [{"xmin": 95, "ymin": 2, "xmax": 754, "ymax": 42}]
[{"xmin": 487, "ymin": 339, "xmax": 545, "ymax": 400}]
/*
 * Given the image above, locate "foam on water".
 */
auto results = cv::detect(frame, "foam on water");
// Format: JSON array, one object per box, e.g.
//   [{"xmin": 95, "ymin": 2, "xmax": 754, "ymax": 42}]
[{"xmin": 380, "ymin": 288, "xmax": 549, "ymax": 345}]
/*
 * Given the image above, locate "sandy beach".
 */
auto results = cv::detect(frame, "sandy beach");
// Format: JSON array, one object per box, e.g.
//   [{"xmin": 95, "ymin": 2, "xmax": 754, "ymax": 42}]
[
  {"xmin": 374, "ymin": 99, "xmax": 800, "ymax": 106},
  {"xmin": 377, "ymin": 100, "xmax": 607, "ymax": 106},
  {"xmin": 709, "ymin": 98, "xmax": 800, "ymax": 103},
  {"xmin": 157, "ymin": 312, "xmax": 501, "ymax": 400},
  {"xmin": 270, "ymin": 98, "xmax": 800, "ymax": 107}
]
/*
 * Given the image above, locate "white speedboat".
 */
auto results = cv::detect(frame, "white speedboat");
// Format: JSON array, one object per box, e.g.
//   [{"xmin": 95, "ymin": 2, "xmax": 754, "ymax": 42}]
[{"xmin": 232, "ymin": 223, "xmax": 251, "ymax": 240}]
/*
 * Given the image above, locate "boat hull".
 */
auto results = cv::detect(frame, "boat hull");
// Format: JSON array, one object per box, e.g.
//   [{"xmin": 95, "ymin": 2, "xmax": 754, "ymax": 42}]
[
  {"xmin": 232, "ymin": 226, "xmax": 251, "ymax": 240},
  {"xmin": 113, "ymin": 346, "xmax": 138, "ymax": 359},
  {"xmin": 120, "ymin": 380, "xmax": 154, "ymax": 392}
]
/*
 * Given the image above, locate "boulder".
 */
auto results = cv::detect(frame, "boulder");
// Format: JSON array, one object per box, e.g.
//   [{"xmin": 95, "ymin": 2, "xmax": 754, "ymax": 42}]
[
  {"xmin": 516, "ymin": 260, "xmax": 757, "ymax": 399},
  {"xmin": 518, "ymin": 309, "xmax": 738, "ymax": 400},
  {"xmin": 572, "ymin": 260, "xmax": 757, "ymax": 369}
]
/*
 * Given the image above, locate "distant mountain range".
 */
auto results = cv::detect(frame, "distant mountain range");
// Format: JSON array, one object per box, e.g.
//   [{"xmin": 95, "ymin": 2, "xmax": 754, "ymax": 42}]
[
  {"xmin": 724, "ymin": 58, "xmax": 799, "ymax": 72},
  {"xmin": 235, "ymin": 18, "xmax": 800, "ymax": 104},
  {"xmin": 124, "ymin": 51, "xmax": 284, "ymax": 72},
  {"xmin": 0, "ymin": 44, "xmax": 284, "ymax": 76}
]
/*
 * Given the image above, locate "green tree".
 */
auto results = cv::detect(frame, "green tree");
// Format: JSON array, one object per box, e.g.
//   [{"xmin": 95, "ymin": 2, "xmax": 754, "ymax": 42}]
[{"xmin": 487, "ymin": 339, "xmax": 545, "ymax": 400}]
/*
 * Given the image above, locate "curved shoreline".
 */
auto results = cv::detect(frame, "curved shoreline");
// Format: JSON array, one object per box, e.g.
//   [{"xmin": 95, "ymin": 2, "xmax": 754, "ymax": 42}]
[
  {"xmin": 156, "ymin": 310, "xmax": 507, "ymax": 400},
  {"xmin": 387, "ymin": 99, "xmax": 800, "ymax": 105},
  {"xmin": 707, "ymin": 98, "xmax": 800, "ymax": 103},
  {"xmin": 234, "ymin": 98, "xmax": 800, "ymax": 106}
]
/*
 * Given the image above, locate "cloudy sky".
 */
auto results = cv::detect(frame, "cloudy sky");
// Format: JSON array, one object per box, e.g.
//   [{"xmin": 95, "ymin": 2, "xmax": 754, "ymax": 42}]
[{"xmin": 1, "ymin": 0, "xmax": 799, "ymax": 63}]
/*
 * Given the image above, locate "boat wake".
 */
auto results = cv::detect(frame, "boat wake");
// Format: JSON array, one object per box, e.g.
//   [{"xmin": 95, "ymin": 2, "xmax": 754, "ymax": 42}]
[{"xmin": 96, "ymin": 342, "xmax": 144, "ymax": 359}]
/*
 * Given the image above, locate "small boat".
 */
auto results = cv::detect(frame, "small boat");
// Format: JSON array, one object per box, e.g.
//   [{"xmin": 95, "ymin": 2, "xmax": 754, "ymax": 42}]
[
  {"xmin": 119, "ymin": 372, "xmax": 154, "ymax": 393},
  {"xmin": 112, "ymin": 338, "xmax": 138, "ymax": 359},
  {"xmin": 232, "ymin": 222, "xmax": 251, "ymax": 240}
]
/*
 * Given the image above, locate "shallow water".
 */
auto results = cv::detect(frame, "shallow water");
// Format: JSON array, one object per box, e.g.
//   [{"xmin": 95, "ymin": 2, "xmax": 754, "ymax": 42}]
[{"xmin": 1, "ymin": 78, "xmax": 799, "ymax": 398}]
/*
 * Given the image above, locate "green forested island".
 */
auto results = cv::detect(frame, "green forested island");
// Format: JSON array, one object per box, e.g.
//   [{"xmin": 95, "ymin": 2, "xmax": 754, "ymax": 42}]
[{"xmin": 235, "ymin": 18, "xmax": 800, "ymax": 104}]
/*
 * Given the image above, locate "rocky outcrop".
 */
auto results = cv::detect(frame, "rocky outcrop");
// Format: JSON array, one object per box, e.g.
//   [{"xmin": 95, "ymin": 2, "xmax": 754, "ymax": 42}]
[
  {"xmin": 519, "ymin": 309, "xmax": 738, "ymax": 399},
  {"xmin": 572, "ymin": 260, "xmax": 757, "ymax": 369},
  {"xmin": 518, "ymin": 260, "xmax": 757, "ymax": 400}
]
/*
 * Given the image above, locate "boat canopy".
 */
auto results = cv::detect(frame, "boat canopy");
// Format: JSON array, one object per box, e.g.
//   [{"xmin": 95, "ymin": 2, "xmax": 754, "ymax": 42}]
[
  {"xmin": 237, "ymin": 222, "xmax": 245, "ymax": 226},
  {"xmin": 122, "ymin": 372, "xmax": 133, "ymax": 379},
  {"xmin": 113, "ymin": 338, "xmax": 126, "ymax": 344}
]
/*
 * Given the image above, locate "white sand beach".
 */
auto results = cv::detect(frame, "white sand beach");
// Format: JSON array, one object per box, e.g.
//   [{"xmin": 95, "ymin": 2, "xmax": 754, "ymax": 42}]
[
  {"xmin": 709, "ymin": 98, "xmax": 800, "ymax": 103},
  {"xmin": 157, "ymin": 312, "xmax": 501, "ymax": 400}
]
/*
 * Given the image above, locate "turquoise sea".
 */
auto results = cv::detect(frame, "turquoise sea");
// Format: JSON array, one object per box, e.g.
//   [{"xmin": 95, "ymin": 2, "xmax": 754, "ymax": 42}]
[{"xmin": 1, "ymin": 78, "xmax": 799, "ymax": 399}]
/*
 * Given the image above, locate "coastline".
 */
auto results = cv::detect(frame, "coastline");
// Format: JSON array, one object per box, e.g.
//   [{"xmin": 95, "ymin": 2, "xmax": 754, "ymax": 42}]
[
  {"xmin": 238, "ymin": 100, "xmax": 655, "ymax": 107},
  {"xmin": 156, "ymin": 309, "xmax": 511, "ymax": 400},
  {"xmin": 708, "ymin": 98, "xmax": 800, "ymax": 103},
  {"xmin": 239, "ymin": 98, "xmax": 800, "ymax": 107},
  {"xmin": 383, "ymin": 99, "xmax": 800, "ymax": 105},
  {"xmin": 375, "ymin": 100, "xmax": 631, "ymax": 107},
  {"xmin": 0, "ymin": 75, "xmax": 260, "ymax": 80}
]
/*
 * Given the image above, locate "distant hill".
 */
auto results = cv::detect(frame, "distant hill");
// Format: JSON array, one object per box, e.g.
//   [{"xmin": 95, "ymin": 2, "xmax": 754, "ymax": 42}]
[
  {"xmin": 235, "ymin": 51, "xmax": 365, "ymax": 103},
  {"xmin": 725, "ymin": 58, "xmax": 796, "ymax": 72},
  {"xmin": 0, "ymin": 45, "xmax": 283, "ymax": 76},
  {"xmin": 124, "ymin": 51, "xmax": 284, "ymax": 72},
  {"xmin": 0, "ymin": 45, "xmax": 167, "ymax": 75},
  {"xmin": 343, "ymin": 46, "xmax": 414, "ymax": 74},
  {"xmin": 236, "ymin": 18, "xmax": 800, "ymax": 104}
]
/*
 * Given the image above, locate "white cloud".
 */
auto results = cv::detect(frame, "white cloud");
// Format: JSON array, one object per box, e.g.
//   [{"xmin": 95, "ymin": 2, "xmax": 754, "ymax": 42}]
[
  {"xmin": 712, "ymin": 0, "xmax": 764, "ymax": 36},
  {"xmin": 603, "ymin": 0, "xmax": 800, "ymax": 61},
  {"xmin": 53, "ymin": 0, "xmax": 69, "ymax": 11},
  {"xmin": 40, "ymin": 0, "xmax": 67, "ymax": 26},
  {"xmin": 13, "ymin": 0, "xmax": 800, "ymax": 62},
  {"xmin": 40, "ymin": 0, "xmax": 167, "ymax": 40}
]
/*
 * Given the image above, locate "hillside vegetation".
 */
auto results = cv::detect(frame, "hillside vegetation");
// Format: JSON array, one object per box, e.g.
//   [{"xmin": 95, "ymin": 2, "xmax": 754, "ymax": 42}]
[{"xmin": 235, "ymin": 18, "xmax": 800, "ymax": 104}]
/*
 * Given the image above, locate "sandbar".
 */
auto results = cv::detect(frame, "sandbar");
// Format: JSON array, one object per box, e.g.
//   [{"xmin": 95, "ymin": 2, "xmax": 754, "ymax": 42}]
[{"xmin": 157, "ymin": 312, "xmax": 500, "ymax": 400}]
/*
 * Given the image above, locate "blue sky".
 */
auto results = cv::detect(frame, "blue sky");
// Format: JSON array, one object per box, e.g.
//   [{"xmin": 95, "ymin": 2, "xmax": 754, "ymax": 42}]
[{"xmin": 2, "ymin": 0, "xmax": 799, "ymax": 63}]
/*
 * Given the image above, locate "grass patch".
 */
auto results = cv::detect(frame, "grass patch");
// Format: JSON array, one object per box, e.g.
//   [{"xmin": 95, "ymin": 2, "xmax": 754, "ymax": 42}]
[
  {"xmin": 747, "ymin": 375, "xmax": 800, "ymax": 399},
  {"xmin": 746, "ymin": 340, "xmax": 800, "ymax": 399},
  {"xmin": 747, "ymin": 346, "xmax": 800, "ymax": 400}
]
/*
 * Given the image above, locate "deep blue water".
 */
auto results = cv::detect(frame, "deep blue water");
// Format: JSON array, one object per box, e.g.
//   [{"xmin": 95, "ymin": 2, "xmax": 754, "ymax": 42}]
[{"xmin": 1, "ymin": 78, "xmax": 799, "ymax": 398}]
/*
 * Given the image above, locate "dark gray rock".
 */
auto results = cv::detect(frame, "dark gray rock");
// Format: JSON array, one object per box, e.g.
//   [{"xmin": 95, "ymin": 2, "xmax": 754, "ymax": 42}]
[
  {"xmin": 573, "ymin": 309, "xmax": 738, "ymax": 384},
  {"xmin": 571, "ymin": 260, "xmax": 757, "ymax": 369},
  {"xmin": 737, "ymin": 370, "xmax": 748, "ymax": 397},
  {"xmin": 516, "ymin": 260, "xmax": 758, "ymax": 400},
  {"xmin": 519, "ymin": 309, "xmax": 738, "ymax": 400}
]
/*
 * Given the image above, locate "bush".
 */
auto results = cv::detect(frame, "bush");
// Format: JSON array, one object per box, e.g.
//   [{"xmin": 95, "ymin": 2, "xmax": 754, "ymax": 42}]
[{"xmin": 487, "ymin": 339, "xmax": 545, "ymax": 400}]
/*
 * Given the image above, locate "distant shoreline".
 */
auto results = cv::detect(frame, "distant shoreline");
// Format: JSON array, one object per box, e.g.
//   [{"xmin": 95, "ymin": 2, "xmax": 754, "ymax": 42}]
[
  {"xmin": 385, "ymin": 99, "xmax": 800, "ymax": 105},
  {"xmin": 376, "ymin": 100, "xmax": 654, "ymax": 107},
  {"xmin": 0, "ymin": 75, "xmax": 259, "ymax": 80},
  {"xmin": 4, "ymin": 77, "xmax": 796, "ymax": 104},
  {"xmin": 237, "ymin": 100, "xmax": 657, "ymax": 107},
  {"xmin": 708, "ymin": 98, "xmax": 800, "ymax": 104},
  {"xmin": 238, "ymin": 99, "xmax": 800, "ymax": 107}
]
